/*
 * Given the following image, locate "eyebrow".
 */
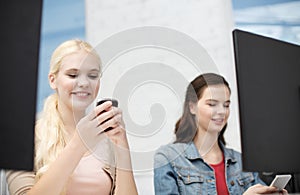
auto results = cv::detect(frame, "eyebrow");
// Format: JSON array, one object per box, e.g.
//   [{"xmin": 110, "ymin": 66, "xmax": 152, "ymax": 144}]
[
  {"xmin": 205, "ymin": 99, "xmax": 231, "ymax": 103},
  {"xmin": 65, "ymin": 68, "xmax": 100, "ymax": 72},
  {"xmin": 89, "ymin": 68, "xmax": 100, "ymax": 72},
  {"xmin": 65, "ymin": 68, "xmax": 78, "ymax": 72}
]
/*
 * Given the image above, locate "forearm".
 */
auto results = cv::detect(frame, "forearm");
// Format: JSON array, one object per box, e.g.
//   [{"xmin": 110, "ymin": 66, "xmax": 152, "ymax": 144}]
[
  {"xmin": 115, "ymin": 169, "xmax": 138, "ymax": 195},
  {"xmin": 27, "ymin": 135, "xmax": 86, "ymax": 195},
  {"xmin": 114, "ymin": 145, "xmax": 138, "ymax": 195}
]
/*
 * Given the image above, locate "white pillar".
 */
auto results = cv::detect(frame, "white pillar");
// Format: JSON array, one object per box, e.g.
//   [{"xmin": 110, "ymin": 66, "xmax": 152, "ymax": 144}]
[{"xmin": 86, "ymin": 1, "xmax": 238, "ymax": 194}]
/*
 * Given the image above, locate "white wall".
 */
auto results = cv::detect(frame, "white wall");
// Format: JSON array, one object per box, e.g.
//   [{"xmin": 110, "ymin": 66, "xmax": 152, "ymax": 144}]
[{"xmin": 85, "ymin": 0, "xmax": 238, "ymax": 194}]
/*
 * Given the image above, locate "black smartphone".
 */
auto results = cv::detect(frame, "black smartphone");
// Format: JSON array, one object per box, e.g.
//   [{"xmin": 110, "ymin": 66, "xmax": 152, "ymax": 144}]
[
  {"xmin": 96, "ymin": 98, "xmax": 118, "ymax": 107},
  {"xmin": 96, "ymin": 98, "xmax": 118, "ymax": 132}
]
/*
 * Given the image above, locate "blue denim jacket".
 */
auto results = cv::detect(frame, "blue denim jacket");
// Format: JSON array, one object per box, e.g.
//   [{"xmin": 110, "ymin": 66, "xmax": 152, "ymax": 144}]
[{"xmin": 153, "ymin": 142, "xmax": 265, "ymax": 195}]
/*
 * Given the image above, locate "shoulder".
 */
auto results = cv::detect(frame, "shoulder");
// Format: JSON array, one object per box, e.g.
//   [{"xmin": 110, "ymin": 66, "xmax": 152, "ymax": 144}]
[
  {"xmin": 155, "ymin": 142, "xmax": 190, "ymax": 157},
  {"xmin": 154, "ymin": 142, "xmax": 190, "ymax": 166},
  {"xmin": 223, "ymin": 146, "xmax": 241, "ymax": 155},
  {"xmin": 223, "ymin": 146, "xmax": 241, "ymax": 156}
]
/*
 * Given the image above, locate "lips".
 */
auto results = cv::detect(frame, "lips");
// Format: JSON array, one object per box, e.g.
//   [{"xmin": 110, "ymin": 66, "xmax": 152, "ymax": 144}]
[
  {"xmin": 71, "ymin": 91, "xmax": 91, "ymax": 97},
  {"xmin": 211, "ymin": 118, "xmax": 225, "ymax": 125},
  {"xmin": 212, "ymin": 118, "xmax": 224, "ymax": 122}
]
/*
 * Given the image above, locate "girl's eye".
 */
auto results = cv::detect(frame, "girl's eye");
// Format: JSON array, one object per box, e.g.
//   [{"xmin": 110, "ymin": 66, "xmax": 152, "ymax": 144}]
[
  {"xmin": 208, "ymin": 103, "xmax": 216, "ymax": 107},
  {"xmin": 88, "ymin": 74, "xmax": 99, "ymax": 79},
  {"xmin": 67, "ymin": 74, "xmax": 77, "ymax": 78},
  {"xmin": 224, "ymin": 103, "xmax": 230, "ymax": 108}
]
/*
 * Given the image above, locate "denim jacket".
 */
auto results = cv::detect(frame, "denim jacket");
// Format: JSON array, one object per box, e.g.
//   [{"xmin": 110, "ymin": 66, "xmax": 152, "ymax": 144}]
[{"xmin": 153, "ymin": 142, "xmax": 265, "ymax": 195}]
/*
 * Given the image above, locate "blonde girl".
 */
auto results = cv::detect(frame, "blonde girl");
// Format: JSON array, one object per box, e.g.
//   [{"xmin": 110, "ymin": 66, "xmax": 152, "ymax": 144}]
[{"xmin": 6, "ymin": 39, "xmax": 138, "ymax": 195}]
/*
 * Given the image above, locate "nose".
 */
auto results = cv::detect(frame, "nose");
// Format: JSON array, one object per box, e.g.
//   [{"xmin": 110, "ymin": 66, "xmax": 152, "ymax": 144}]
[
  {"xmin": 216, "ymin": 105, "xmax": 227, "ymax": 115},
  {"xmin": 77, "ymin": 75, "xmax": 89, "ymax": 87}
]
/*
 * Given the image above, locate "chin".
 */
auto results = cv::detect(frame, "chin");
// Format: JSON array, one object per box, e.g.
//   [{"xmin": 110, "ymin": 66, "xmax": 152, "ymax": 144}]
[
  {"xmin": 209, "ymin": 126, "xmax": 224, "ymax": 133},
  {"xmin": 72, "ymin": 102, "xmax": 92, "ymax": 111}
]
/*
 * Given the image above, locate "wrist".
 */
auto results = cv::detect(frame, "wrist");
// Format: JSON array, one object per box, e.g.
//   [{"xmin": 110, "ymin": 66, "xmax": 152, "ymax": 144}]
[{"xmin": 68, "ymin": 132, "xmax": 88, "ymax": 156}]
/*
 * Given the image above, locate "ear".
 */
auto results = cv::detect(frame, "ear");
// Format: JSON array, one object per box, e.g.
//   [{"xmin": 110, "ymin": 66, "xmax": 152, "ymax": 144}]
[
  {"xmin": 48, "ymin": 74, "xmax": 57, "ymax": 89},
  {"xmin": 189, "ymin": 101, "xmax": 197, "ymax": 115}
]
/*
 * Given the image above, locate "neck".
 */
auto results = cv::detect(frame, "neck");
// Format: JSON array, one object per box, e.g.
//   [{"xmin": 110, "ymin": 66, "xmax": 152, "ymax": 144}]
[
  {"xmin": 193, "ymin": 129, "xmax": 223, "ymax": 164},
  {"xmin": 57, "ymin": 101, "xmax": 85, "ymax": 135}
]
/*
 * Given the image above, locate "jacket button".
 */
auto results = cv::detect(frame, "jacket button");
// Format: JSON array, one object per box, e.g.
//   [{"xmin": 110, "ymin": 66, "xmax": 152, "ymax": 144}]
[{"xmin": 230, "ymin": 181, "xmax": 235, "ymax": 186}]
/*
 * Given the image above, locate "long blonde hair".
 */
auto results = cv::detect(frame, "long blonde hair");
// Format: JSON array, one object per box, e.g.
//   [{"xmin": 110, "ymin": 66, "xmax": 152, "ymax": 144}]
[{"xmin": 34, "ymin": 39, "xmax": 101, "ymax": 181}]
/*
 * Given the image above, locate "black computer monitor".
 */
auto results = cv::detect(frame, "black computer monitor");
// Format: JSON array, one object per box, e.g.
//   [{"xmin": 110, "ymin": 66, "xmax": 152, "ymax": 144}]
[
  {"xmin": 233, "ymin": 29, "xmax": 300, "ymax": 173},
  {"xmin": 0, "ymin": 0, "xmax": 42, "ymax": 171}
]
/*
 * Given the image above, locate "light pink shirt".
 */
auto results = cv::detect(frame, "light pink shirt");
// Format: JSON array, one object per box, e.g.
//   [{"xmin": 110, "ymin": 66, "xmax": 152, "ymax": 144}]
[{"xmin": 66, "ymin": 153, "xmax": 112, "ymax": 195}]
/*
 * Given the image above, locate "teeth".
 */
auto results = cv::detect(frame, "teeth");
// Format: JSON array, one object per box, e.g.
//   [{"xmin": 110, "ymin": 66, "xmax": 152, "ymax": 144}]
[
  {"xmin": 213, "ymin": 119, "xmax": 224, "ymax": 122},
  {"xmin": 75, "ymin": 92, "xmax": 89, "ymax": 96}
]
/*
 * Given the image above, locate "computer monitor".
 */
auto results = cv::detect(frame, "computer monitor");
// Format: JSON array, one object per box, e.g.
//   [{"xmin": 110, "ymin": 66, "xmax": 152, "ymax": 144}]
[
  {"xmin": 233, "ymin": 29, "xmax": 300, "ymax": 173},
  {"xmin": 0, "ymin": 0, "xmax": 42, "ymax": 171}
]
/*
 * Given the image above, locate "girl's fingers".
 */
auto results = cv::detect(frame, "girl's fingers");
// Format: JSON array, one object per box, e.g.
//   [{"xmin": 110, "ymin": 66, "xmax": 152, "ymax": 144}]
[
  {"xmin": 96, "ymin": 107, "xmax": 121, "ymax": 126},
  {"xmin": 87, "ymin": 101, "xmax": 112, "ymax": 120},
  {"xmin": 105, "ymin": 125, "xmax": 125, "ymax": 137},
  {"xmin": 97, "ymin": 114, "xmax": 122, "ymax": 134}
]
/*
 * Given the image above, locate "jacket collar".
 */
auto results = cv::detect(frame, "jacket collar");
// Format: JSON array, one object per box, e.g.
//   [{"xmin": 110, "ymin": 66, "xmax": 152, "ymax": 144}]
[{"xmin": 183, "ymin": 141, "xmax": 237, "ymax": 164}]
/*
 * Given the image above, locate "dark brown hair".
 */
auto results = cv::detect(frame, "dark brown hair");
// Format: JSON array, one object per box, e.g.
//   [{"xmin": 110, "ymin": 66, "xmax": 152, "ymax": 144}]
[{"xmin": 174, "ymin": 73, "xmax": 230, "ymax": 144}]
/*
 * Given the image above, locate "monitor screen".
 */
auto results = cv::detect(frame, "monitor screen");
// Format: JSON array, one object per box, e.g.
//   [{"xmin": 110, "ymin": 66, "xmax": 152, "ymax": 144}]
[
  {"xmin": 233, "ymin": 29, "xmax": 300, "ymax": 173},
  {"xmin": 0, "ymin": 0, "xmax": 42, "ymax": 171}
]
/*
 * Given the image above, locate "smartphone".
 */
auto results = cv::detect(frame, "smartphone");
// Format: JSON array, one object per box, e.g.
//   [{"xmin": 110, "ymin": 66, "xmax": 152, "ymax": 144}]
[
  {"xmin": 269, "ymin": 174, "xmax": 291, "ymax": 190},
  {"xmin": 96, "ymin": 98, "xmax": 118, "ymax": 107},
  {"xmin": 96, "ymin": 98, "xmax": 118, "ymax": 132}
]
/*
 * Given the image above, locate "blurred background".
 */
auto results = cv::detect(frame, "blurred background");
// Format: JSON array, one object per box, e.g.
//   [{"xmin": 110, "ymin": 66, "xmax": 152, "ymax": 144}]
[{"xmin": 38, "ymin": 0, "xmax": 300, "ymax": 112}]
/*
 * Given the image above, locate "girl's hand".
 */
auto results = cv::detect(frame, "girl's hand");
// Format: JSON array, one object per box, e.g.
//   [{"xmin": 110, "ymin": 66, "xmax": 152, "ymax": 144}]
[
  {"xmin": 75, "ymin": 101, "xmax": 114, "ymax": 151},
  {"xmin": 101, "ymin": 106, "xmax": 133, "ymax": 170},
  {"xmin": 244, "ymin": 184, "xmax": 288, "ymax": 195},
  {"xmin": 103, "ymin": 106, "xmax": 128, "ymax": 148}
]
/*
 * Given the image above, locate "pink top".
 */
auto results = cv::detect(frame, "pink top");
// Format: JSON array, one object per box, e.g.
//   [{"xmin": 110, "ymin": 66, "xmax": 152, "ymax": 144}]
[{"xmin": 65, "ymin": 153, "xmax": 112, "ymax": 195}]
